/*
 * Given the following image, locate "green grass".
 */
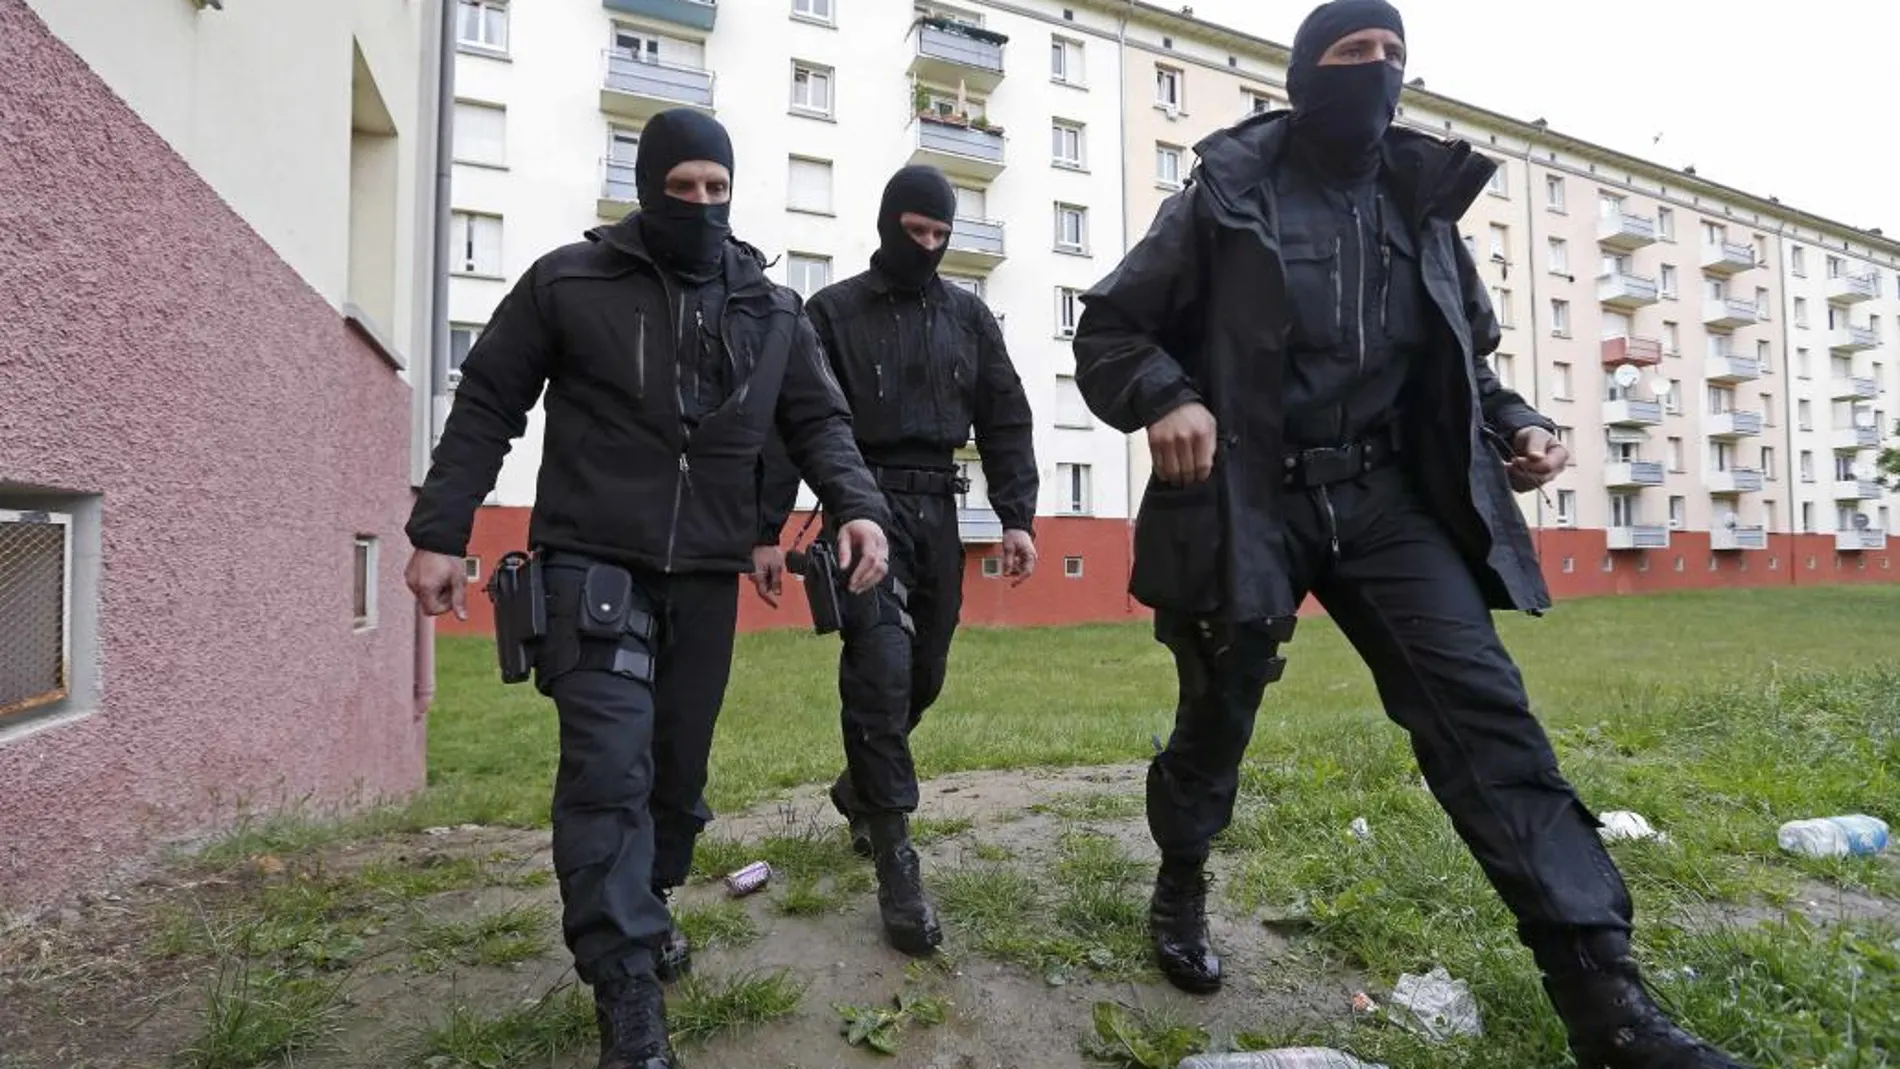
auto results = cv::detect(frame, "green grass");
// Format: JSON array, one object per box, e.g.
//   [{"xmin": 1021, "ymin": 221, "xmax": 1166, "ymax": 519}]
[
  {"xmin": 669, "ymin": 969, "xmax": 806, "ymax": 1046},
  {"xmin": 673, "ymin": 901, "xmax": 760, "ymax": 951},
  {"xmin": 407, "ymin": 905, "xmax": 553, "ymax": 971},
  {"xmin": 176, "ymin": 956, "xmax": 346, "ymax": 1069},
  {"xmin": 413, "ymin": 984, "xmax": 594, "ymax": 1068}
]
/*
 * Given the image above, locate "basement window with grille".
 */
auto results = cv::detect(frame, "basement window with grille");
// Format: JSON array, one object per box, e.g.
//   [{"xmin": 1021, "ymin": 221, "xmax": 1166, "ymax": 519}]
[{"xmin": 0, "ymin": 504, "xmax": 93, "ymax": 736}]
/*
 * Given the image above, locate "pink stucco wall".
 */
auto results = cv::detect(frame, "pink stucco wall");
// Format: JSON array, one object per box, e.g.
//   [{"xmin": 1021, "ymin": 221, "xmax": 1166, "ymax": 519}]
[{"xmin": 0, "ymin": 0, "xmax": 426, "ymax": 910}]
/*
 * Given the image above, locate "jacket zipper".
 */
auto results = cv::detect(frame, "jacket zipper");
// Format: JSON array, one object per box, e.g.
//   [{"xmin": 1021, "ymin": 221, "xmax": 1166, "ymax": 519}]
[
  {"xmin": 635, "ymin": 311, "xmax": 648, "ymax": 398},
  {"xmin": 664, "ymin": 451, "xmax": 689, "ymax": 573},
  {"xmin": 1377, "ymin": 197, "xmax": 1391, "ymax": 333},
  {"xmin": 657, "ymin": 269, "xmax": 688, "ymax": 574},
  {"xmin": 1351, "ymin": 203, "xmax": 1366, "ymax": 377},
  {"xmin": 1318, "ymin": 484, "xmax": 1340, "ymax": 560}
]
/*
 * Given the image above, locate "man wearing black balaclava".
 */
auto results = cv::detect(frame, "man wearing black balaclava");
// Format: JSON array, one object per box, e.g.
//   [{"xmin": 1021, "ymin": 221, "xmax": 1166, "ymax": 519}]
[
  {"xmin": 404, "ymin": 108, "xmax": 891, "ymax": 1069},
  {"xmin": 760, "ymin": 164, "xmax": 1039, "ymax": 959},
  {"xmin": 1071, "ymin": 4, "xmax": 1748, "ymax": 1066}
]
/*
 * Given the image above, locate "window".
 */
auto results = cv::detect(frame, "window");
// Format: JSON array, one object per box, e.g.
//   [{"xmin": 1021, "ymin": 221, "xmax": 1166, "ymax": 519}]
[
  {"xmin": 791, "ymin": 63, "xmax": 833, "ymax": 117},
  {"xmin": 1545, "ymin": 175, "xmax": 1566, "ymax": 211},
  {"xmin": 1051, "ymin": 36, "xmax": 1084, "ymax": 84},
  {"xmin": 1051, "ymin": 120, "xmax": 1085, "ymax": 168},
  {"xmin": 1797, "ymin": 347, "xmax": 1811, "ymax": 377},
  {"xmin": 954, "ymin": 185, "xmax": 987, "ymax": 222},
  {"xmin": 1826, "ymin": 255, "xmax": 1844, "ymax": 279},
  {"xmin": 1489, "ymin": 224, "xmax": 1509, "ymax": 260},
  {"xmin": 1610, "ymin": 493, "xmax": 1638, "ymax": 528},
  {"xmin": 1064, "ymin": 556, "xmax": 1085, "ymax": 578},
  {"xmin": 1758, "ymin": 392, "xmax": 1774, "ymax": 424},
  {"xmin": 1791, "ymin": 245, "xmax": 1807, "ymax": 276},
  {"xmin": 464, "ymin": 557, "xmax": 482, "ymax": 583},
  {"xmin": 1486, "ymin": 160, "xmax": 1508, "ymax": 197},
  {"xmin": 1245, "ymin": 91, "xmax": 1275, "ymax": 116},
  {"xmin": 1666, "ymin": 437, "xmax": 1684, "ymax": 471},
  {"xmin": 1668, "ymin": 496, "xmax": 1686, "ymax": 529},
  {"xmin": 943, "ymin": 274, "xmax": 985, "ymax": 300},
  {"xmin": 1760, "ymin": 446, "xmax": 1776, "ymax": 477},
  {"xmin": 1794, "ymin": 297, "xmax": 1809, "ymax": 328},
  {"xmin": 982, "ymin": 556, "xmax": 1003, "ymax": 578},
  {"xmin": 457, "ymin": 0, "xmax": 508, "ymax": 52},
  {"xmin": 1155, "ymin": 144, "xmax": 1183, "ymax": 187},
  {"xmin": 1550, "ymin": 298, "xmax": 1570, "ymax": 337},
  {"xmin": 1547, "ymin": 238, "xmax": 1568, "ymax": 274},
  {"xmin": 612, "ymin": 26, "xmax": 660, "ymax": 62},
  {"xmin": 352, "ymin": 536, "xmax": 379, "ymax": 630},
  {"xmin": 1054, "ymin": 203, "xmax": 1088, "ymax": 253},
  {"xmin": 1665, "ymin": 379, "xmax": 1682, "ymax": 413},
  {"xmin": 449, "ymin": 323, "xmax": 483, "ymax": 373},
  {"xmin": 1800, "ymin": 450, "xmax": 1815, "ymax": 482},
  {"xmin": 792, "ymin": 0, "xmax": 832, "ymax": 22},
  {"xmin": 1827, "ymin": 305, "xmax": 1844, "ymax": 331},
  {"xmin": 608, "ymin": 126, "xmax": 641, "ymax": 164},
  {"xmin": 1054, "ymin": 287, "xmax": 1081, "ymax": 336},
  {"xmin": 1493, "ymin": 353, "xmax": 1514, "ymax": 389},
  {"xmin": 1708, "ymin": 385, "xmax": 1734, "ymax": 414},
  {"xmin": 1057, "ymin": 463, "xmax": 1093, "ymax": 514},
  {"xmin": 1757, "ymin": 339, "xmax": 1772, "ymax": 367},
  {"xmin": 1801, "ymin": 502, "xmax": 1814, "ymax": 532},
  {"xmin": 449, "ymin": 211, "xmax": 502, "ymax": 276},
  {"xmin": 1755, "ymin": 287, "xmax": 1770, "ymax": 316},
  {"xmin": 1055, "ymin": 374, "xmax": 1092, "ymax": 428},
  {"xmin": 1599, "ymin": 192, "xmax": 1624, "ymax": 219},
  {"xmin": 1556, "ymin": 490, "xmax": 1576, "ymax": 527},
  {"xmin": 785, "ymin": 253, "xmax": 831, "ymax": 299},
  {"xmin": 1155, "ymin": 65, "xmax": 1182, "ymax": 108},
  {"xmin": 1656, "ymin": 207, "xmax": 1675, "ymax": 240},
  {"xmin": 1463, "ymin": 233, "xmax": 1478, "ymax": 259},
  {"xmin": 1552, "ymin": 361, "xmax": 1572, "ymax": 399},
  {"xmin": 452, "ymin": 102, "xmax": 506, "ymax": 166},
  {"xmin": 787, "ymin": 157, "xmax": 833, "ymax": 214},
  {"xmin": 1797, "ymin": 399, "xmax": 1813, "ymax": 430},
  {"xmin": 1663, "ymin": 321, "xmax": 1680, "ymax": 354},
  {"xmin": 1659, "ymin": 264, "xmax": 1677, "ymax": 298},
  {"xmin": 1492, "ymin": 287, "xmax": 1514, "ymax": 327},
  {"xmin": 1554, "ymin": 425, "xmax": 1573, "ymax": 450}
]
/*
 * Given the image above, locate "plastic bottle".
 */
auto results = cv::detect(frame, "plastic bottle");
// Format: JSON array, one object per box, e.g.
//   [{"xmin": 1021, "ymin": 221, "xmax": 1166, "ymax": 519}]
[
  {"xmin": 1776, "ymin": 815, "xmax": 1890, "ymax": 857},
  {"xmin": 1177, "ymin": 1051, "xmax": 1385, "ymax": 1069}
]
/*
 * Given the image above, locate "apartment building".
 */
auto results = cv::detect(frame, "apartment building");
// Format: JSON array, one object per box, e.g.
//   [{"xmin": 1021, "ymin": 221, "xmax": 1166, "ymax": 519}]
[{"xmin": 3, "ymin": 0, "xmax": 443, "ymax": 908}]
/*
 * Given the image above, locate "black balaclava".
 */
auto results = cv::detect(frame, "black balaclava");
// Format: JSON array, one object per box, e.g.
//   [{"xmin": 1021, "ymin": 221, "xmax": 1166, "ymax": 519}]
[
  {"xmin": 871, "ymin": 165, "xmax": 957, "ymax": 292},
  {"xmin": 634, "ymin": 108, "xmax": 735, "ymax": 278},
  {"xmin": 1286, "ymin": 0, "xmax": 1406, "ymax": 179}
]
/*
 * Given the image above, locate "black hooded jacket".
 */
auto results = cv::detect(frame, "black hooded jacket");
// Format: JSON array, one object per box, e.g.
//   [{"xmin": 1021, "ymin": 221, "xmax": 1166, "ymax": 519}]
[
  {"xmin": 759, "ymin": 267, "xmax": 1039, "ymax": 539},
  {"xmin": 1073, "ymin": 112, "xmax": 1555, "ymax": 625},
  {"xmin": 406, "ymin": 215, "xmax": 887, "ymax": 574}
]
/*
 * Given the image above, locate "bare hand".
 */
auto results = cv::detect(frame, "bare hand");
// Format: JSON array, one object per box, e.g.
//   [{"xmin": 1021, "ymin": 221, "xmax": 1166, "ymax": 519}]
[
  {"xmin": 833, "ymin": 519, "xmax": 889, "ymax": 594},
  {"xmin": 1508, "ymin": 426, "xmax": 1568, "ymax": 492},
  {"xmin": 999, "ymin": 529, "xmax": 1037, "ymax": 587},
  {"xmin": 405, "ymin": 549, "xmax": 468, "ymax": 620},
  {"xmin": 1147, "ymin": 402, "xmax": 1218, "ymax": 485},
  {"xmin": 750, "ymin": 545, "xmax": 785, "ymax": 607}
]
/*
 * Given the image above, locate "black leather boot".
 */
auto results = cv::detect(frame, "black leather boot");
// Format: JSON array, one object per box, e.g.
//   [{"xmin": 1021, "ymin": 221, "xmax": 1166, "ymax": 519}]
[
  {"xmin": 650, "ymin": 888, "xmax": 691, "ymax": 984},
  {"xmin": 1544, "ymin": 962, "xmax": 1753, "ymax": 1068},
  {"xmin": 865, "ymin": 813, "xmax": 942, "ymax": 956},
  {"xmin": 1150, "ymin": 859, "xmax": 1220, "ymax": 994},
  {"xmin": 829, "ymin": 777, "xmax": 873, "ymax": 858},
  {"xmin": 593, "ymin": 971, "xmax": 676, "ymax": 1069}
]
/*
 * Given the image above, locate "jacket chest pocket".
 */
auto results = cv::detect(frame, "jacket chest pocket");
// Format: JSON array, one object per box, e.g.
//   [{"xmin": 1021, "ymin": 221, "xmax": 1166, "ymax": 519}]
[
  {"xmin": 1379, "ymin": 220, "xmax": 1432, "ymax": 350},
  {"xmin": 566, "ymin": 275, "xmax": 668, "ymax": 402},
  {"xmin": 1281, "ymin": 239, "xmax": 1343, "ymax": 352}
]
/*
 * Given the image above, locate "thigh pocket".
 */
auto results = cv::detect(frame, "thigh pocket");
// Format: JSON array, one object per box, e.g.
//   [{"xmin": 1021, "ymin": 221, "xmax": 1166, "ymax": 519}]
[{"xmin": 1131, "ymin": 479, "xmax": 1224, "ymax": 616}]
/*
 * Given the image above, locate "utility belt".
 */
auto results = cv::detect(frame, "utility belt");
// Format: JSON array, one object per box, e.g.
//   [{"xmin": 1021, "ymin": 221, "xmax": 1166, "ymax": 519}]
[
  {"xmin": 1281, "ymin": 426, "xmax": 1402, "ymax": 489},
  {"xmin": 870, "ymin": 465, "xmax": 969, "ymax": 497},
  {"xmin": 485, "ymin": 549, "xmax": 657, "ymax": 689}
]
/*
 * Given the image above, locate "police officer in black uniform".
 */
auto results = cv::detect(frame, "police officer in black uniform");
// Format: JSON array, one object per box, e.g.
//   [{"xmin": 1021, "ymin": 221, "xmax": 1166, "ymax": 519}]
[
  {"xmin": 1072, "ymin": 5, "xmax": 1748, "ymax": 1066},
  {"xmin": 404, "ymin": 109, "xmax": 889, "ymax": 1069},
  {"xmin": 762, "ymin": 165, "xmax": 1039, "ymax": 957}
]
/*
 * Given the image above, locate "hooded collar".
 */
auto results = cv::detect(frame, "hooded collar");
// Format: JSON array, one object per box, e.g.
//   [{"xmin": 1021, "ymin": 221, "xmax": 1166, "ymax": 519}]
[
  {"xmin": 866, "ymin": 263, "xmax": 948, "ymax": 300},
  {"xmin": 587, "ymin": 214, "xmax": 773, "ymax": 296}
]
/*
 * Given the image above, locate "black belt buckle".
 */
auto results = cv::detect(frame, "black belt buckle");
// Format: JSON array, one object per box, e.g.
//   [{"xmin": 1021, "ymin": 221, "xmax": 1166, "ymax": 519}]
[
  {"xmin": 1292, "ymin": 445, "xmax": 1361, "ymax": 487},
  {"xmin": 950, "ymin": 473, "xmax": 971, "ymax": 495}
]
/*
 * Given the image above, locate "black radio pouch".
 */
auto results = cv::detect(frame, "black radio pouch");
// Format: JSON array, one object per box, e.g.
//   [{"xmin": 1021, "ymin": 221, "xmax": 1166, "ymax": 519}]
[
  {"xmin": 577, "ymin": 562, "xmax": 658, "ymax": 683},
  {"xmin": 485, "ymin": 551, "xmax": 547, "ymax": 684}
]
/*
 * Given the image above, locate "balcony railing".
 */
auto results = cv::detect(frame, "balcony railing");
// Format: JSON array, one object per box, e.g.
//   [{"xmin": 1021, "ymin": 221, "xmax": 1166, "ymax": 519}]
[
  {"xmin": 600, "ymin": 52, "xmax": 715, "ymax": 119},
  {"xmin": 943, "ymin": 217, "xmax": 1006, "ymax": 271},
  {"xmin": 1607, "ymin": 525, "xmax": 1670, "ymax": 550},
  {"xmin": 1826, "ymin": 270, "xmax": 1879, "ymax": 304},
  {"xmin": 1705, "ymin": 410, "xmax": 1763, "ymax": 437},
  {"xmin": 1603, "ymin": 399, "xmax": 1664, "ymax": 425},
  {"xmin": 1836, "ymin": 528, "xmax": 1888, "ymax": 552},
  {"xmin": 1833, "ymin": 425, "xmax": 1881, "ymax": 450},
  {"xmin": 1831, "ymin": 324, "xmax": 1879, "ymax": 352},
  {"xmin": 1711, "ymin": 525, "xmax": 1768, "ymax": 551},
  {"xmin": 1701, "ymin": 241, "xmax": 1756, "ymax": 276},
  {"xmin": 1706, "ymin": 468, "xmax": 1764, "ymax": 493},
  {"xmin": 1601, "ymin": 335, "xmax": 1663, "ymax": 367},
  {"xmin": 912, "ymin": 114, "xmax": 1006, "ymax": 180},
  {"xmin": 1598, "ymin": 212, "xmax": 1658, "ymax": 250},
  {"xmin": 957, "ymin": 506, "xmax": 1004, "ymax": 543},
  {"xmin": 1831, "ymin": 479, "xmax": 1882, "ymax": 500},
  {"xmin": 909, "ymin": 19, "xmax": 1008, "ymax": 93},
  {"xmin": 1704, "ymin": 354, "xmax": 1762, "ymax": 383},
  {"xmin": 1704, "ymin": 297, "xmax": 1761, "ymax": 330},
  {"xmin": 1604, "ymin": 460, "xmax": 1666, "ymax": 487},
  {"xmin": 1598, "ymin": 272, "xmax": 1661, "ymax": 309},
  {"xmin": 1830, "ymin": 375, "xmax": 1878, "ymax": 400}
]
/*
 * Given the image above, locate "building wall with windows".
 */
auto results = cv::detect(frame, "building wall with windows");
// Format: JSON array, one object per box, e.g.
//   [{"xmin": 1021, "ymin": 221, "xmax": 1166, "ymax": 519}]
[{"xmin": 1, "ymin": 0, "xmax": 439, "ymax": 910}]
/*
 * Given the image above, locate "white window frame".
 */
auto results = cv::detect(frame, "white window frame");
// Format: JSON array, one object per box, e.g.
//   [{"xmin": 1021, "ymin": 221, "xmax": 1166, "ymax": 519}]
[
  {"xmin": 352, "ymin": 535, "xmax": 379, "ymax": 631},
  {"xmin": 1064, "ymin": 556, "xmax": 1085, "ymax": 579},
  {"xmin": 1545, "ymin": 175, "xmax": 1566, "ymax": 212},
  {"xmin": 1486, "ymin": 160, "xmax": 1508, "ymax": 197},
  {"xmin": 1155, "ymin": 144, "xmax": 1183, "ymax": 188},
  {"xmin": 792, "ymin": 0, "xmax": 833, "ymax": 23},
  {"xmin": 1054, "ymin": 286, "xmax": 1081, "ymax": 338},
  {"xmin": 1155, "ymin": 65, "xmax": 1182, "ymax": 109},
  {"xmin": 1051, "ymin": 120, "xmax": 1085, "ymax": 169},
  {"xmin": 1057, "ymin": 463, "xmax": 1093, "ymax": 516},
  {"xmin": 1656, "ymin": 207, "xmax": 1675, "ymax": 240},
  {"xmin": 451, "ymin": 101, "xmax": 507, "ymax": 167},
  {"xmin": 785, "ymin": 253, "xmax": 831, "ymax": 299},
  {"xmin": 1054, "ymin": 203, "xmax": 1088, "ymax": 254},
  {"xmin": 449, "ymin": 211, "xmax": 503, "ymax": 277},
  {"xmin": 1550, "ymin": 298, "xmax": 1571, "ymax": 337},
  {"xmin": 1051, "ymin": 36, "xmax": 1084, "ymax": 85},
  {"xmin": 1659, "ymin": 264, "xmax": 1677, "ymax": 298},
  {"xmin": 1547, "ymin": 237, "xmax": 1568, "ymax": 274},
  {"xmin": 786, "ymin": 156, "xmax": 834, "ymax": 216},
  {"xmin": 1492, "ymin": 286, "xmax": 1514, "ymax": 328},
  {"xmin": 1556, "ymin": 490, "xmax": 1576, "ymax": 527},
  {"xmin": 611, "ymin": 25, "xmax": 660, "ymax": 62},
  {"xmin": 1552, "ymin": 361, "xmax": 1573, "ymax": 399},
  {"xmin": 1489, "ymin": 224, "xmax": 1509, "ymax": 260},
  {"xmin": 1054, "ymin": 373, "xmax": 1093, "ymax": 429},
  {"xmin": 456, "ymin": 0, "xmax": 509, "ymax": 53},
  {"xmin": 790, "ymin": 61, "xmax": 834, "ymax": 118}
]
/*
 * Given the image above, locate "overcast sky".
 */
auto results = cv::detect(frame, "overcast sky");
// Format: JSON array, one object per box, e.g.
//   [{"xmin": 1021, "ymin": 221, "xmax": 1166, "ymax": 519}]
[{"xmin": 1182, "ymin": 0, "xmax": 1899, "ymax": 236}]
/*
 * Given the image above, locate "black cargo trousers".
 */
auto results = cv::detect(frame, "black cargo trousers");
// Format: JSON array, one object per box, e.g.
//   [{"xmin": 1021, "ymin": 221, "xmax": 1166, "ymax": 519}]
[
  {"xmin": 825, "ymin": 475, "xmax": 966, "ymax": 816},
  {"xmin": 1147, "ymin": 460, "xmax": 1637, "ymax": 974},
  {"xmin": 532, "ymin": 551, "xmax": 739, "ymax": 986}
]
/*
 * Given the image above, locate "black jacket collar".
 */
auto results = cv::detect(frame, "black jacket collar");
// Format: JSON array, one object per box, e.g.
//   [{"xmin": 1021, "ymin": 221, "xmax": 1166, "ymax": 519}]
[{"xmin": 586, "ymin": 213, "xmax": 774, "ymax": 298}]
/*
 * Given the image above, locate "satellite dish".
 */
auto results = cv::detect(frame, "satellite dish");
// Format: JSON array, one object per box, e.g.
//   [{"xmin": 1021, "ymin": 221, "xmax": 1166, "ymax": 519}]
[
  {"xmin": 1722, "ymin": 511, "xmax": 1739, "ymax": 529},
  {"xmin": 1853, "ymin": 513, "xmax": 1871, "ymax": 530},
  {"xmin": 1613, "ymin": 364, "xmax": 1641, "ymax": 389},
  {"xmin": 1651, "ymin": 376, "xmax": 1674, "ymax": 399}
]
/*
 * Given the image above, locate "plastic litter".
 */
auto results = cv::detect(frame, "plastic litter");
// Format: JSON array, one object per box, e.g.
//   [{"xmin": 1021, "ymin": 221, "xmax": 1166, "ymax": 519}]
[
  {"xmin": 1348, "ymin": 817, "xmax": 1372, "ymax": 842},
  {"xmin": 1598, "ymin": 811, "xmax": 1665, "ymax": 843},
  {"xmin": 1776, "ymin": 815, "xmax": 1890, "ymax": 858},
  {"xmin": 1178, "ymin": 1050, "xmax": 1387, "ymax": 1069},
  {"xmin": 1390, "ymin": 966, "xmax": 1484, "ymax": 1039}
]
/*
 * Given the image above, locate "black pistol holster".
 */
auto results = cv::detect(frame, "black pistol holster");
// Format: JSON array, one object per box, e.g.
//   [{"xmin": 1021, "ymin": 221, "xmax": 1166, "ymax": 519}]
[
  {"xmin": 786, "ymin": 539, "xmax": 846, "ymax": 635},
  {"xmin": 485, "ymin": 551, "xmax": 547, "ymax": 684}
]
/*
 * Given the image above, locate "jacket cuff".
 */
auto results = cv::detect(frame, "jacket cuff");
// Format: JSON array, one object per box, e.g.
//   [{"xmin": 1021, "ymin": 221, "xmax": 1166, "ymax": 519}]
[
  {"xmin": 406, "ymin": 528, "xmax": 468, "ymax": 558},
  {"xmin": 1133, "ymin": 380, "xmax": 1202, "ymax": 429},
  {"xmin": 997, "ymin": 511, "xmax": 1036, "ymax": 540}
]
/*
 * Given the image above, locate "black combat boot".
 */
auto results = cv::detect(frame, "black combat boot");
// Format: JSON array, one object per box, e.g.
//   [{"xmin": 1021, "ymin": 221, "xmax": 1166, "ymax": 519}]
[
  {"xmin": 864, "ymin": 812, "xmax": 942, "ymax": 956},
  {"xmin": 592, "ymin": 970, "xmax": 676, "ymax": 1069},
  {"xmin": 829, "ymin": 777, "xmax": 873, "ymax": 858},
  {"xmin": 650, "ymin": 887, "xmax": 691, "ymax": 984},
  {"xmin": 1150, "ymin": 857, "xmax": 1220, "ymax": 994},
  {"xmin": 1544, "ymin": 961, "xmax": 1753, "ymax": 1068}
]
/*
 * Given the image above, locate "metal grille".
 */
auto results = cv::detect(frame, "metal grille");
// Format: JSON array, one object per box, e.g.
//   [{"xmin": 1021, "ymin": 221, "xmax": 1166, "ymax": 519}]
[{"xmin": 0, "ymin": 512, "xmax": 70, "ymax": 717}]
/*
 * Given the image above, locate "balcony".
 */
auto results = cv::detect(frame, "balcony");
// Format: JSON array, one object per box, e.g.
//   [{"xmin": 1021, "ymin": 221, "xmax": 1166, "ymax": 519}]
[
  {"xmin": 1830, "ymin": 324, "xmax": 1879, "ymax": 353},
  {"xmin": 1604, "ymin": 460, "xmax": 1666, "ymax": 488},
  {"xmin": 598, "ymin": 158, "xmax": 637, "ymax": 220},
  {"xmin": 1830, "ymin": 375, "xmax": 1879, "ymax": 400},
  {"xmin": 1701, "ymin": 241, "xmax": 1757, "ymax": 276},
  {"xmin": 1601, "ymin": 335, "xmax": 1663, "ymax": 367},
  {"xmin": 1706, "ymin": 468, "xmax": 1764, "ymax": 493},
  {"xmin": 600, "ymin": 53, "xmax": 715, "ymax": 120},
  {"xmin": 1833, "ymin": 425, "xmax": 1881, "ymax": 451},
  {"xmin": 1703, "ymin": 298, "xmax": 1761, "ymax": 331},
  {"xmin": 957, "ymin": 506, "xmax": 1004, "ymax": 543},
  {"xmin": 1603, "ymin": 398, "xmax": 1664, "ymax": 426},
  {"xmin": 1598, "ymin": 272, "xmax": 1661, "ymax": 309},
  {"xmin": 1836, "ymin": 528, "xmax": 1888, "ymax": 552},
  {"xmin": 1598, "ymin": 212, "xmax": 1658, "ymax": 251},
  {"xmin": 1831, "ymin": 479, "xmax": 1882, "ymax": 501},
  {"xmin": 1826, "ymin": 270, "xmax": 1879, "ymax": 304},
  {"xmin": 911, "ymin": 114, "xmax": 1006, "ymax": 182},
  {"xmin": 1703, "ymin": 354, "xmax": 1762, "ymax": 383},
  {"xmin": 1710, "ymin": 525, "xmax": 1768, "ymax": 551},
  {"xmin": 1705, "ymin": 410, "xmax": 1764, "ymax": 438},
  {"xmin": 1607, "ymin": 525, "xmax": 1671, "ymax": 550},
  {"xmin": 602, "ymin": 0, "xmax": 716, "ymax": 30},
  {"xmin": 942, "ymin": 217, "xmax": 1006, "ymax": 273},
  {"xmin": 908, "ymin": 18, "xmax": 1008, "ymax": 95}
]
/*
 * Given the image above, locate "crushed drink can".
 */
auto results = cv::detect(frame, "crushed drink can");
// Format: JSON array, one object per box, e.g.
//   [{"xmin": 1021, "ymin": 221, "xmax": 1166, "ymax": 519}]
[{"xmin": 724, "ymin": 860, "xmax": 772, "ymax": 896}]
